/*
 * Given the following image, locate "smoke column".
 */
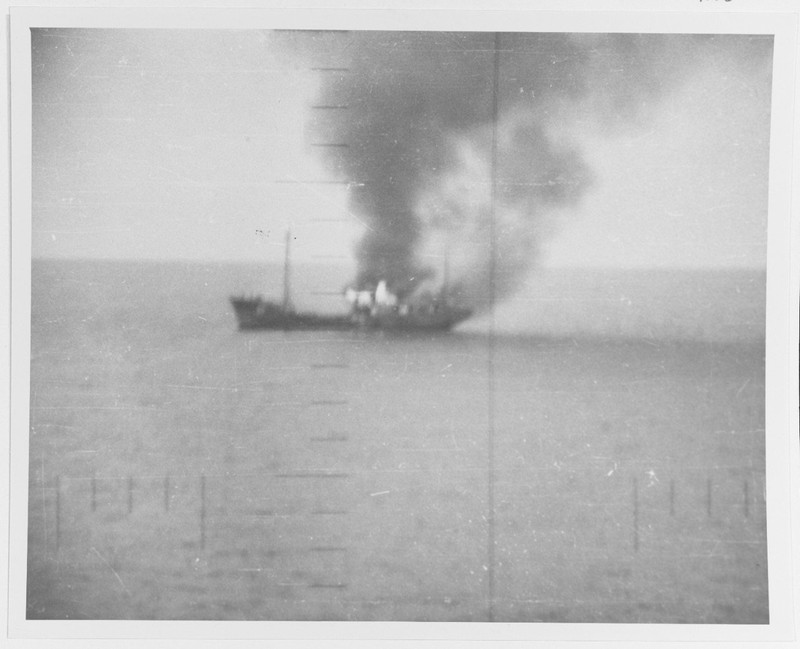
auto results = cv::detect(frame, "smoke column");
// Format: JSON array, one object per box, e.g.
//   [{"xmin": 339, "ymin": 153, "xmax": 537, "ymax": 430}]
[{"xmin": 308, "ymin": 32, "xmax": 770, "ymax": 310}]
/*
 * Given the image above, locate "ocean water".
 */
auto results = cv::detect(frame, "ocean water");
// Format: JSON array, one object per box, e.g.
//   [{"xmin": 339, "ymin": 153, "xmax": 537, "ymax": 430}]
[{"xmin": 26, "ymin": 259, "xmax": 767, "ymax": 622}]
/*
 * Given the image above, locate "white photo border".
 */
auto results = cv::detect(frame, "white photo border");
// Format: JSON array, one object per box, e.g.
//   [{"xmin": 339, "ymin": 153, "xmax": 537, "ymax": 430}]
[{"xmin": 5, "ymin": 3, "xmax": 799, "ymax": 646}]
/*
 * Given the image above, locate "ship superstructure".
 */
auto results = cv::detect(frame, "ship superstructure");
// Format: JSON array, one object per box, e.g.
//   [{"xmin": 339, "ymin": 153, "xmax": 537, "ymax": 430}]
[{"xmin": 230, "ymin": 232, "xmax": 471, "ymax": 332}]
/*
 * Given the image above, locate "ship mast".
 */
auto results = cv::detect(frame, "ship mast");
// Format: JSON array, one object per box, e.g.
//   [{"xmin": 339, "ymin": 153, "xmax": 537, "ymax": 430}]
[{"xmin": 282, "ymin": 228, "xmax": 292, "ymax": 312}]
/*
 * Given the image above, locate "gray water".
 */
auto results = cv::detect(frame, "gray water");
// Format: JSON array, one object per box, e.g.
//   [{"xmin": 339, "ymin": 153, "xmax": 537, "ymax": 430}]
[{"xmin": 27, "ymin": 259, "xmax": 767, "ymax": 622}]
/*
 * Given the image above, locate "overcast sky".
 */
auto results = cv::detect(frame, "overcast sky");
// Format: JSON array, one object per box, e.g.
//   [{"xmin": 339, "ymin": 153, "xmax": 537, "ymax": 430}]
[{"xmin": 31, "ymin": 29, "xmax": 773, "ymax": 270}]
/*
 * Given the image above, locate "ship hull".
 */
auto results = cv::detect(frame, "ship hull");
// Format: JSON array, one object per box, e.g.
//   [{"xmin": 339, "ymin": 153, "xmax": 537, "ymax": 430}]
[
  {"xmin": 230, "ymin": 298, "xmax": 351, "ymax": 331},
  {"xmin": 366, "ymin": 306, "xmax": 473, "ymax": 331},
  {"xmin": 230, "ymin": 297, "xmax": 471, "ymax": 332}
]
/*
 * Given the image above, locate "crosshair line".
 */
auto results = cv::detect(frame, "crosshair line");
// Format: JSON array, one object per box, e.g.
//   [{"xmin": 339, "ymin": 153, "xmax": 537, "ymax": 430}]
[{"xmin": 485, "ymin": 31, "xmax": 501, "ymax": 624}]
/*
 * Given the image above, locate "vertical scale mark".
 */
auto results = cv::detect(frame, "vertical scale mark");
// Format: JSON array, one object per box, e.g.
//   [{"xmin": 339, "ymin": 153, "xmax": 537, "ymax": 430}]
[
  {"xmin": 669, "ymin": 479, "xmax": 675, "ymax": 516},
  {"xmin": 632, "ymin": 477, "xmax": 639, "ymax": 553},
  {"xmin": 40, "ymin": 455, "xmax": 47, "ymax": 550},
  {"xmin": 706, "ymin": 478, "xmax": 713, "ymax": 518},
  {"xmin": 486, "ymin": 31, "xmax": 501, "ymax": 623},
  {"xmin": 743, "ymin": 479, "xmax": 749, "ymax": 518},
  {"xmin": 55, "ymin": 475, "xmax": 61, "ymax": 552},
  {"xmin": 200, "ymin": 475, "xmax": 206, "ymax": 550}
]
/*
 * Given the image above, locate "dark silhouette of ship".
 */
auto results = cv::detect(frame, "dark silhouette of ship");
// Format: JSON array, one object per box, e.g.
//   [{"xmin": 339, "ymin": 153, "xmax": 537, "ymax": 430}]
[
  {"xmin": 229, "ymin": 297, "xmax": 353, "ymax": 331},
  {"xmin": 230, "ymin": 34, "xmax": 517, "ymax": 334},
  {"xmin": 230, "ymin": 230, "xmax": 471, "ymax": 332}
]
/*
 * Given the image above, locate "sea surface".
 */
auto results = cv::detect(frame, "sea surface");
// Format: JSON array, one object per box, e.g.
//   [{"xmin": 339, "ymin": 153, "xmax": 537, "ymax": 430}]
[{"xmin": 26, "ymin": 259, "xmax": 767, "ymax": 622}]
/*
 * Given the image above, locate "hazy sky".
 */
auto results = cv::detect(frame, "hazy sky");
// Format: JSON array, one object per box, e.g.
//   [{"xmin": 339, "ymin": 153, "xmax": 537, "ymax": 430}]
[{"xmin": 31, "ymin": 29, "xmax": 773, "ymax": 271}]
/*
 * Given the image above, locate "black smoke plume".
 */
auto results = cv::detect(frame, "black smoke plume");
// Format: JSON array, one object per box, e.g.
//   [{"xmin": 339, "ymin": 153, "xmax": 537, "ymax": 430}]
[{"xmin": 307, "ymin": 32, "xmax": 771, "ymax": 309}]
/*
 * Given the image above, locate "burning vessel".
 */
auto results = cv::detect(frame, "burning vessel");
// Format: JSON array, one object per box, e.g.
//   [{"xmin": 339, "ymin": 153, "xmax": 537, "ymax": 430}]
[
  {"xmin": 345, "ymin": 280, "xmax": 472, "ymax": 331},
  {"xmin": 230, "ymin": 230, "xmax": 471, "ymax": 332}
]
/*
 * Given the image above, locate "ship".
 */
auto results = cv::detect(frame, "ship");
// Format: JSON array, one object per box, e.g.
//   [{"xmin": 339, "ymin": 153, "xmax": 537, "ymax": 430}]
[
  {"xmin": 230, "ymin": 230, "xmax": 471, "ymax": 332},
  {"xmin": 231, "ymin": 34, "xmax": 511, "ymax": 334}
]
